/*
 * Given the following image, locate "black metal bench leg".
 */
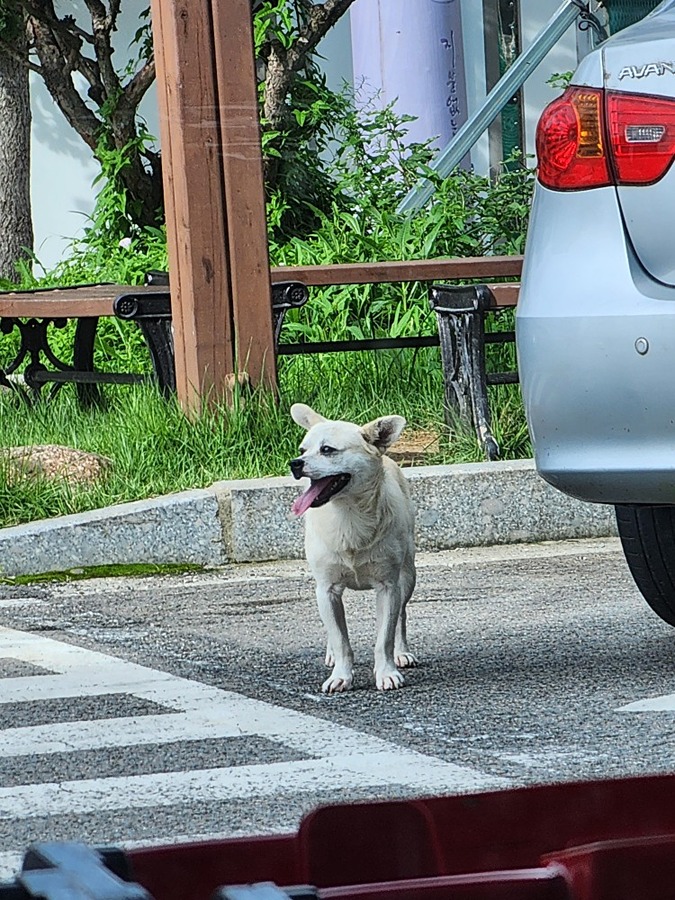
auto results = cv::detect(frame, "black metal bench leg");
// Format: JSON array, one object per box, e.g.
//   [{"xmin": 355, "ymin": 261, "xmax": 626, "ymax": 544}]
[
  {"xmin": 73, "ymin": 317, "xmax": 104, "ymax": 407},
  {"xmin": 137, "ymin": 319, "xmax": 176, "ymax": 396},
  {"xmin": 0, "ymin": 318, "xmax": 27, "ymax": 400},
  {"xmin": 429, "ymin": 284, "xmax": 500, "ymax": 461},
  {"xmin": 464, "ymin": 304, "xmax": 500, "ymax": 461},
  {"xmin": 114, "ymin": 287, "xmax": 176, "ymax": 396},
  {"xmin": 1, "ymin": 316, "xmax": 79, "ymax": 404}
]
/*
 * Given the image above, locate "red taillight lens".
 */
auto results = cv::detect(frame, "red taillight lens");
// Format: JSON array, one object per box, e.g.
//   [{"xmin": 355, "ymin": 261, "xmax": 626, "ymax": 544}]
[
  {"xmin": 536, "ymin": 87, "xmax": 611, "ymax": 189},
  {"xmin": 607, "ymin": 91, "xmax": 675, "ymax": 184},
  {"xmin": 537, "ymin": 86, "xmax": 675, "ymax": 190}
]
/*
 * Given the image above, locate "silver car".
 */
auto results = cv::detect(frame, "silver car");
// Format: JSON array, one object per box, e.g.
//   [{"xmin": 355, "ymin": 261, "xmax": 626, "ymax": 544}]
[{"xmin": 516, "ymin": 0, "xmax": 675, "ymax": 625}]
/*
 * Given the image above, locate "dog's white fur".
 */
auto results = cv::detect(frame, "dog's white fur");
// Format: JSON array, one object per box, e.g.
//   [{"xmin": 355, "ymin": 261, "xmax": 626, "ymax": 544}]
[{"xmin": 290, "ymin": 403, "xmax": 417, "ymax": 692}]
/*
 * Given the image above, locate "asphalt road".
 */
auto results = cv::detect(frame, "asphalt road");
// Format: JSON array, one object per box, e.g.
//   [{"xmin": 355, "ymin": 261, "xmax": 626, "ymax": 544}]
[{"xmin": 1, "ymin": 536, "xmax": 675, "ymax": 879}]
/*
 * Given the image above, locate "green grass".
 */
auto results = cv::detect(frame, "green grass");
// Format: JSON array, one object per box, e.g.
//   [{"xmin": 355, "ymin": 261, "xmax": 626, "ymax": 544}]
[{"xmin": 0, "ymin": 344, "xmax": 530, "ymax": 529}]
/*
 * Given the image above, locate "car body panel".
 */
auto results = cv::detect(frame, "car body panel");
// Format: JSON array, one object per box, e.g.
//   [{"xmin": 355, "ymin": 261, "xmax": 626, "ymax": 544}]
[
  {"xmin": 572, "ymin": 1, "xmax": 675, "ymax": 93},
  {"xmin": 616, "ymin": 173, "xmax": 675, "ymax": 285},
  {"xmin": 516, "ymin": 183, "xmax": 675, "ymax": 504},
  {"xmin": 571, "ymin": 50, "xmax": 605, "ymax": 89},
  {"xmin": 517, "ymin": 1, "xmax": 675, "ymax": 505},
  {"xmin": 602, "ymin": 7, "xmax": 675, "ymax": 285}
]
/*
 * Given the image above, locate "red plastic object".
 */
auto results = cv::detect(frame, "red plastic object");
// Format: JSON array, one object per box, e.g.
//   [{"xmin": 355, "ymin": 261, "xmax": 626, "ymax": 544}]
[
  {"xmin": 536, "ymin": 86, "xmax": 675, "ymax": 189},
  {"xmin": 128, "ymin": 774, "xmax": 675, "ymax": 900}
]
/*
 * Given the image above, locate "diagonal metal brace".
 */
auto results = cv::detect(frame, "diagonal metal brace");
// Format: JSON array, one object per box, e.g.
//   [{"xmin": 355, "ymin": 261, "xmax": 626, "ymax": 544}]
[{"xmin": 429, "ymin": 283, "xmax": 500, "ymax": 460}]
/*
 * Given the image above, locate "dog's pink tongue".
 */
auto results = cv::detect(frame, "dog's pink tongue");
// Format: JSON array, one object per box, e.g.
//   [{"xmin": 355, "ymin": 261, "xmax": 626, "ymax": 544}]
[{"xmin": 292, "ymin": 477, "xmax": 332, "ymax": 516}]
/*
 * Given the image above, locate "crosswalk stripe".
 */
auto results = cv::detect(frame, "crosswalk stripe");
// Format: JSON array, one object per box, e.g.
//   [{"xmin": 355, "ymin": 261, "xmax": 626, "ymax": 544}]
[
  {"xmin": 0, "ymin": 627, "xmax": 471, "ymax": 763},
  {"xmin": 0, "ymin": 852, "xmax": 23, "ymax": 880},
  {"xmin": 617, "ymin": 693, "xmax": 675, "ymax": 711},
  {"xmin": 0, "ymin": 599, "xmax": 44, "ymax": 609},
  {"xmin": 0, "ymin": 752, "xmax": 493, "ymax": 819},
  {"xmin": 0, "ymin": 712, "xmax": 242, "ymax": 757}
]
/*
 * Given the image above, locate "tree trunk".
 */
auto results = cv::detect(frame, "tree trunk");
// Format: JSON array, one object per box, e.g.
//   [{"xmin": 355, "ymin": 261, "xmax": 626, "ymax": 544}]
[{"xmin": 0, "ymin": 20, "xmax": 32, "ymax": 280}]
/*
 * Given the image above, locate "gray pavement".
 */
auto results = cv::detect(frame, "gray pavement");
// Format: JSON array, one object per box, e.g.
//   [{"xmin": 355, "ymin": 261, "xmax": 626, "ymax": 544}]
[{"xmin": 0, "ymin": 536, "xmax": 674, "ymax": 878}]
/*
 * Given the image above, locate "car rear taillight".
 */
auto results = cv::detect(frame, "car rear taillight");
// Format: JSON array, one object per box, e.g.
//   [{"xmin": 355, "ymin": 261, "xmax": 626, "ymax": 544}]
[
  {"xmin": 607, "ymin": 91, "xmax": 675, "ymax": 184},
  {"xmin": 536, "ymin": 87, "xmax": 610, "ymax": 189},
  {"xmin": 537, "ymin": 86, "xmax": 675, "ymax": 190}
]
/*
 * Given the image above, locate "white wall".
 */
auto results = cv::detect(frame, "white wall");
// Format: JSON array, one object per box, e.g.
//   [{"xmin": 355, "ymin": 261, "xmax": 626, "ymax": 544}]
[
  {"xmin": 29, "ymin": 6, "xmax": 158, "ymax": 271},
  {"xmin": 29, "ymin": 5, "xmax": 345, "ymax": 272},
  {"xmin": 30, "ymin": 74, "xmax": 98, "ymax": 269},
  {"xmin": 519, "ymin": 0, "xmax": 579, "ymax": 160}
]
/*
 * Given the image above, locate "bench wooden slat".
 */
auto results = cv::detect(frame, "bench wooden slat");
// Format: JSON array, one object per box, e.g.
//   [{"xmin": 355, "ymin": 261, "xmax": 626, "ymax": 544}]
[
  {"xmin": 485, "ymin": 283, "xmax": 520, "ymax": 308},
  {"xmin": 270, "ymin": 254, "xmax": 523, "ymax": 286},
  {"xmin": 0, "ymin": 257, "xmax": 523, "ymax": 318},
  {"xmin": 0, "ymin": 259, "xmax": 522, "ymax": 458},
  {"xmin": 0, "ymin": 284, "xmax": 167, "ymax": 319}
]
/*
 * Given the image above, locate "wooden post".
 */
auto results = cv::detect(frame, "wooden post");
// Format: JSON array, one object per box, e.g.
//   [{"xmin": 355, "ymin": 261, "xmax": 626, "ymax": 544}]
[
  {"xmin": 150, "ymin": 0, "xmax": 276, "ymax": 413},
  {"xmin": 211, "ymin": 0, "xmax": 277, "ymax": 390}
]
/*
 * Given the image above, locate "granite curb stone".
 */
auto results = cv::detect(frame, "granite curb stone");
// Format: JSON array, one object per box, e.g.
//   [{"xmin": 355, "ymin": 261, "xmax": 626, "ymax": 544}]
[
  {"xmin": 0, "ymin": 460, "xmax": 618, "ymax": 577},
  {"xmin": 0, "ymin": 490, "xmax": 223, "ymax": 578}
]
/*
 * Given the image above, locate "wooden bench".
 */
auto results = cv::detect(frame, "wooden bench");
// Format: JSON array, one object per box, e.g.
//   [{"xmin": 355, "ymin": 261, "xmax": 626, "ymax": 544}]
[
  {"xmin": 0, "ymin": 255, "xmax": 522, "ymax": 457},
  {"xmin": 0, "ymin": 279, "xmax": 308, "ymax": 405},
  {"xmin": 270, "ymin": 256, "xmax": 522, "ymax": 460}
]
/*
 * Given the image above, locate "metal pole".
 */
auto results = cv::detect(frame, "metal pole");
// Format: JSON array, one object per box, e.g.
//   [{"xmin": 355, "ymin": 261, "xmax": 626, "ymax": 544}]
[{"xmin": 397, "ymin": 0, "xmax": 582, "ymax": 213}]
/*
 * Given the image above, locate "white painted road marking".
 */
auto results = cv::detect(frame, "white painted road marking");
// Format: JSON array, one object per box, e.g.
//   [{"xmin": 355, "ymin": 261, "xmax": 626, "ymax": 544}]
[
  {"xmin": 617, "ymin": 692, "xmax": 675, "ymax": 711},
  {"xmin": 0, "ymin": 754, "xmax": 489, "ymax": 819},
  {"xmin": 0, "ymin": 624, "xmax": 507, "ymax": 878}
]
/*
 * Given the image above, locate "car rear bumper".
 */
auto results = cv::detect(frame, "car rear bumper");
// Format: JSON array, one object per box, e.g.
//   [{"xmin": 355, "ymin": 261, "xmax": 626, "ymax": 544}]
[{"xmin": 516, "ymin": 185, "xmax": 675, "ymax": 505}]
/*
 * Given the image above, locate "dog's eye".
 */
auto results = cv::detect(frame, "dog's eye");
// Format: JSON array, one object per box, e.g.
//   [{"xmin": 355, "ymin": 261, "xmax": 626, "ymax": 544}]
[{"xmin": 320, "ymin": 445, "xmax": 337, "ymax": 455}]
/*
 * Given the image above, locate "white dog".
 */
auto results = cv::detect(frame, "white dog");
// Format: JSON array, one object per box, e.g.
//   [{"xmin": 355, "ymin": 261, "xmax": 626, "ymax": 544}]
[{"xmin": 290, "ymin": 403, "xmax": 417, "ymax": 693}]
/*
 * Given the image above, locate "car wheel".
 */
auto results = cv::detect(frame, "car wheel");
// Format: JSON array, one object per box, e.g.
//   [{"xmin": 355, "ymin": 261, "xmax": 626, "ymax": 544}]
[{"xmin": 615, "ymin": 504, "xmax": 675, "ymax": 626}]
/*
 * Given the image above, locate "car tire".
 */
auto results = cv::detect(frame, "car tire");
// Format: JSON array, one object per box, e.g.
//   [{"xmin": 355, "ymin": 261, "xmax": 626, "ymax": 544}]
[{"xmin": 615, "ymin": 504, "xmax": 675, "ymax": 626}]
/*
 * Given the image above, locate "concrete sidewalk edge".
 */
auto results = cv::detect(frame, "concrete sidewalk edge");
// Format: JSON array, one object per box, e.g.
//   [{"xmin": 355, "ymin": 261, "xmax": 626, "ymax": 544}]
[{"xmin": 0, "ymin": 459, "xmax": 617, "ymax": 578}]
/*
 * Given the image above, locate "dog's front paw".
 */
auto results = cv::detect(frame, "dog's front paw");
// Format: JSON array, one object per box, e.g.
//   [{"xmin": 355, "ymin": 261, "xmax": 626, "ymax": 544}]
[
  {"xmin": 395, "ymin": 651, "xmax": 419, "ymax": 668},
  {"xmin": 375, "ymin": 666, "xmax": 405, "ymax": 691},
  {"xmin": 322, "ymin": 669, "xmax": 353, "ymax": 693}
]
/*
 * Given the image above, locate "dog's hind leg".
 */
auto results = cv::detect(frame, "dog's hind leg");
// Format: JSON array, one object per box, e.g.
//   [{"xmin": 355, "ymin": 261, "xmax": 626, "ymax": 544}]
[
  {"xmin": 316, "ymin": 582, "xmax": 354, "ymax": 693},
  {"xmin": 374, "ymin": 581, "xmax": 405, "ymax": 690},
  {"xmin": 395, "ymin": 567, "xmax": 418, "ymax": 669}
]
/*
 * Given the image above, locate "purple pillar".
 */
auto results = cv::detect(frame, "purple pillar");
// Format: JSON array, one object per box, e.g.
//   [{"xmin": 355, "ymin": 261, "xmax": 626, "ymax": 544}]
[{"xmin": 350, "ymin": 0, "xmax": 468, "ymax": 151}]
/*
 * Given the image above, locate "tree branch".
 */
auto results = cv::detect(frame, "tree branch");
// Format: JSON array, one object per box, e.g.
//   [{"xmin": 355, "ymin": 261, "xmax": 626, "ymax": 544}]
[
  {"xmin": 263, "ymin": 0, "xmax": 357, "ymax": 128},
  {"xmin": 108, "ymin": 0, "xmax": 122, "ymax": 31},
  {"xmin": 82, "ymin": 0, "xmax": 119, "ymax": 96},
  {"xmin": 125, "ymin": 58, "xmax": 155, "ymax": 109},
  {"xmin": 0, "ymin": 34, "xmax": 41, "ymax": 73},
  {"xmin": 288, "ymin": 0, "xmax": 357, "ymax": 71},
  {"xmin": 28, "ymin": 15, "xmax": 103, "ymax": 152},
  {"xmin": 22, "ymin": 1, "xmax": 94, "ymax": 43}
]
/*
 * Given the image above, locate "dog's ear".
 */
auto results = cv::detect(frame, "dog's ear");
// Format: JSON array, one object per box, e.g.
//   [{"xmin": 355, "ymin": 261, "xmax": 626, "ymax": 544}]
[
  {"xmin": 290, "ymin": 403, "xmax": 327, "ymax": 431},
  {"xmin": 361, "ymin": 415, "xmax": 406, "ymax": 452}
]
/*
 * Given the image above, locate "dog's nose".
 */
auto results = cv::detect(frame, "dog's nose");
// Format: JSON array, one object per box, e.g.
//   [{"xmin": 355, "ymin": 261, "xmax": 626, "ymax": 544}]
[{"xmin": 290, "ymin": 458, "xmax": 304, "ymax": 479}]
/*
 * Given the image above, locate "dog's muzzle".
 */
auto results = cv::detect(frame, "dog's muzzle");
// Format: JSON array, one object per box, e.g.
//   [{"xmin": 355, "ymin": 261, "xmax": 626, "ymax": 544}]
[{"xmin": 290, "ymin": 458, "xmax": 304, "ymax": 479}]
